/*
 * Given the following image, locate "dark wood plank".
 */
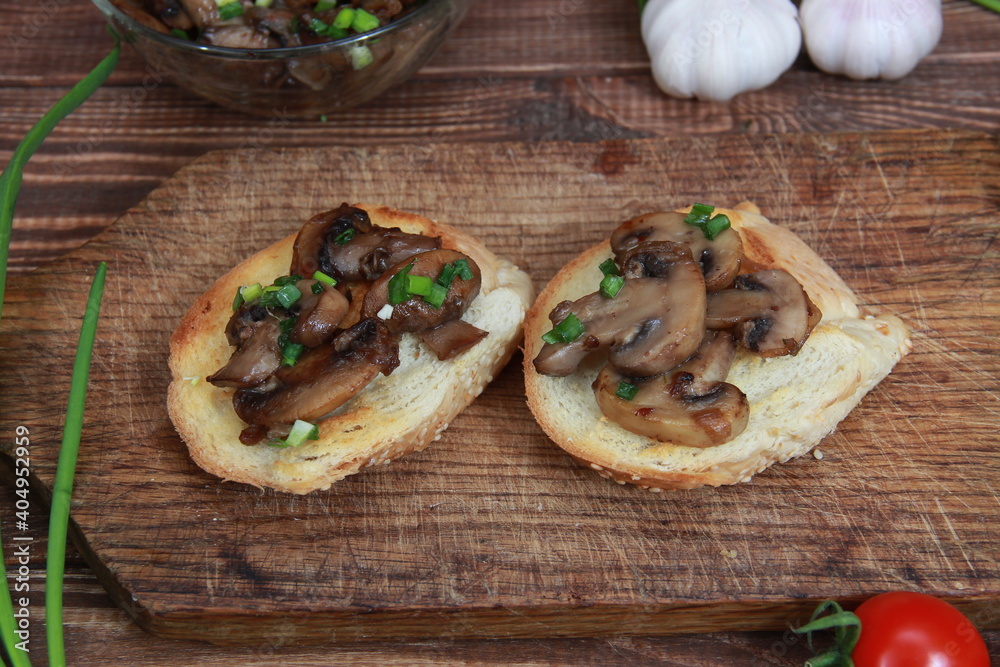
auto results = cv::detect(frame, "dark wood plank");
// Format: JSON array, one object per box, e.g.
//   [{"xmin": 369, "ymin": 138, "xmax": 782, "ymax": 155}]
[{"xmin": 1, "ymin": 131, "xmax": 998, "ymax": 645}]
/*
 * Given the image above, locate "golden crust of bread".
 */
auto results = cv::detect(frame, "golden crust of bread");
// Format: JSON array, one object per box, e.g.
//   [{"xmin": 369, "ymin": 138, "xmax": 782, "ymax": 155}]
[
  {"xmin": 523, "ymin": 203, "xmax": 911, "ymax": 491},
  {"xmin": 168, "ymin": 204, "xmax": 534, "ymax": 494}
]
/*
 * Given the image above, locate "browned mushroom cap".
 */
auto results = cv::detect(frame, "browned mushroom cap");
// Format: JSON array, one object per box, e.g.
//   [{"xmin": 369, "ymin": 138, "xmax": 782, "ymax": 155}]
[
  {"xmin": 289, "ymin": 279, "xmax": 350, "ymax": 349},
  {"xmin": 705, "ymin": 269, "xmax": 822, "ymax": 357},
  {"xmin": 232, "ymin": 318, "xmax": 399, "ymax": 428},
  {"xmin": 360, "ymin": 249, "xmax": 483, "ymax": 336},
  {"xmin": 208, "ymin": 315, "xmax": 283, "ymax": 390},
  {"xmin": 290, "ymin": 204, "xmax": 441, "ymax": 283},
  {"xmin": 148, "ymin": 0, "xmax": 194, "ymax": 29},
  {"xmin": 593, "ymin": 330, "xmax": 749, "ymax": 448},
  {"xmin": 533, "ymin": 241, "xmax": 707, "ymax": 378},
  {"xmin": 610, "ymin": 211, "xmax": 743, "ymax": 291},
  {"xmin": 177, "ymin": 0, "xmax": 217, "ymax": 27}
]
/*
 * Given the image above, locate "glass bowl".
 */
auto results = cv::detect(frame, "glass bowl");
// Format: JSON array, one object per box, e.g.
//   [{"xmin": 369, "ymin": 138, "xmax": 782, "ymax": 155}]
[{"xmin": 92, "ymin": 0, "xmax": 473, "ymax": 118}]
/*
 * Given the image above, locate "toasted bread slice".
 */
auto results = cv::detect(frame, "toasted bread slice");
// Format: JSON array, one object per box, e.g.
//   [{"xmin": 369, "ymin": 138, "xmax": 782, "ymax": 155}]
[
  {"xmin": 523, "ymin": 202, "xmax": 910, "ymax": 490},
  {"xmin": 169, "ymin": 204, "xmax": 534, "ymax": 494}
]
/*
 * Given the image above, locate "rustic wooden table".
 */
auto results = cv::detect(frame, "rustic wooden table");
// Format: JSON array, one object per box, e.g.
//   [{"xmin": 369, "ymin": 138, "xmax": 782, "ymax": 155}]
[{"xmin": 2, "ymin": 0, "xmax": 999, "ymax": 664}]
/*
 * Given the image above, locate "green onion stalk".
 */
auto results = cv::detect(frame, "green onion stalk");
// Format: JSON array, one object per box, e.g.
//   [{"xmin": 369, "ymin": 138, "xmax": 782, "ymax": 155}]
[
  {"xmin": 46, "ymin": 262, "xmax": 107, "ymax": 667},
  {"xmin": 969, "ymin": 0, "xmax": 1000, "ymax": 14},
  {"xmin": 0, "ymin": 31, "xmax": 120, "ymax": 667}
]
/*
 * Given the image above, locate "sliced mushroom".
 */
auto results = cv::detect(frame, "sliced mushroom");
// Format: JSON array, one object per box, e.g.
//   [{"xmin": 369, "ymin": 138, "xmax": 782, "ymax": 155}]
[
  {"xmin": 177, "ymin": 0, "xmax": 217, "ymax": 27},
  {"xmin": 290, "ymin": 204, "xmax": 440, "ymax": 282},
  {"xmin": 200, "ymin": 25, "xmax": 277, "ymax": 49},
  {"xmin": 533, "ymin": 241, "xmax": 706, "ymax": 378},
  {"xmin": 706, "ymin": 269, "xmax": 822, "ymax": 357},
  {"xmin": 417, "ymin": 319, "xmax": 488, "ymax": 361},
  {"xmin": 360, "ymin": 249, "xmax": 483, "ymax": 336},
  {"xmin": 208, "ymin": 316, "xmax": 283, "ymax": 390},
  {"xmin": 610, "ymin": 211, "xmax": 743, "ymax": 291},
  {"xmin": 593, "ymin": 330, "xmax": 749, "ymax": 448},
  {"xmin": 232, "ymin": 318, "xmax": 399, "ymax": 429},
  {"xmin": 290, "ymin": 280, "xmax": 350, "ymax": 348}
]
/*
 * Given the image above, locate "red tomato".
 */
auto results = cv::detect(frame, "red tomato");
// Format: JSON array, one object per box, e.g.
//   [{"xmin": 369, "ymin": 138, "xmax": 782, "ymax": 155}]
[{"xmin": 851, "ymin": 592, "xmax": 991, "ymax": 667}]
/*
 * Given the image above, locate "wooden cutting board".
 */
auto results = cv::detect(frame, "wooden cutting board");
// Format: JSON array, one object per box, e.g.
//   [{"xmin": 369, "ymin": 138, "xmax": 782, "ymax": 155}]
[{"xmin": 1, "ymin": 130, "xmax": 998, "ymax": 646}]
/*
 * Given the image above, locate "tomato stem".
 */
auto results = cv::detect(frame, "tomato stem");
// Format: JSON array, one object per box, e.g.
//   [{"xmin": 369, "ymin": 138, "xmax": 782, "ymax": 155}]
[{"xmin": 793, "ymin": 600, "xmax": 861, "ymax": 667}]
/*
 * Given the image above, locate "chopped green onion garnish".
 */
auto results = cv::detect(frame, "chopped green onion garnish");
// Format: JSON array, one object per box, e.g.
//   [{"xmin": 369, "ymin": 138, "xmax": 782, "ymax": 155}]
[
  {"xmin": 703, "ymin": 214, "xmax": 731, "ymax": 240},
  {"xmin": 333, "ymin": 7, "xmax": 355, "ymax": 28},
  {"xmin": 424, "ymin": 283, "xmax": 448, "ymax": 308},
  {"xmin": 684, "ymin": 203, "xmax": 714, "ymax": 226},
  {"xmin": 255, "ymin": 0, "xmax": 274, "ymax": 6},
  {"xmin": 270, "ymin": 419, "xmax": 320, "ymax": 448},
  {"xmin": 615, "ymin": 380, "xmax": 639, "ymax": 401},
  {"xmin": 436, "ymin": 262, "xmax": 456, "ymax": 289},
  {"xmin": 275, "ymin": 283, "xmax": 302, "ymax": 309},
  {"xmin": 348, "ymin": 44, "xmax": 374, "ymax": 70},
  {"xmin": 542, "ymin": 313, "xmax": 585, "ymax": 344},
  {"xmin": 272, "ymin": 274, "xmax": 303, "ymax": 286},
  {"xmin": 406, "ymin": 274, "xmax": 433, "ymax": 297},
  {"xmin": 170, "ymin": 28, "xmax": 189, "ymax": 39},
  {"xmin": 313, "ymin": 270, "xmax": 336, "ymax": 286},
  {"xmin": 315, "ymin": 0, "xmax": 338, "ymax": 12},
  {"xmin": 388, "ymin": 263, "xmax": 414, "ymax": 305},
  {"xmin": 311, "ymin": 281, "xmax": 324, "ymax": 295},
  {"xmin": 600, "ymin": 274, "xmax": 625, "ymax": 299},
  {"xmin": 281, "ymin": 341, "xmax": 305, "ymax": 366},
  {"xmin": 217, "ymin": 0, "xmax": 243, "ymax": 20},
  {"xmin": 310, "ymin": 17, "xmax": 330, "ymax": 34},
  {"xmin": 453, "ymin": 258, "xmax": 473, "ymax": 280},
  {"xmin": 325, "ymin": 26, "xmax": 348, "ymax": 39},
  {"xmin": 240, "ymin": 282, "xmax": 263, "ymax": 303},
  {"xmin": 334, "ymin": 227, "xmax": 355, "ymax": 245},
  {"xmin": 598, "ymin": 258, "xmax": 619, "ymax": 276},
  {"xmin": 233, "ymin": 289, "xmax": 244, "ymax": 311},
  {"xmin": 352, "ymin": 7, "xmax": 380, "ymax": 32}
]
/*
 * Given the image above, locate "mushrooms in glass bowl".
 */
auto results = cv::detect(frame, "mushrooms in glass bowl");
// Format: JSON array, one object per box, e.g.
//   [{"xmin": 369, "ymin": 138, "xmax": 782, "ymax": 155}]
[{"xmin": 92, "ymin": 0, "xmax": 474, "ymax": 117}]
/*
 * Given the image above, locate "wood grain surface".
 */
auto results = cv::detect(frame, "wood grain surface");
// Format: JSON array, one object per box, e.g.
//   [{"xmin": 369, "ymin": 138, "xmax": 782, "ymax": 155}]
[{"xmin": 1, "ymin": 130, "xmax": 998, "ymax": 647}]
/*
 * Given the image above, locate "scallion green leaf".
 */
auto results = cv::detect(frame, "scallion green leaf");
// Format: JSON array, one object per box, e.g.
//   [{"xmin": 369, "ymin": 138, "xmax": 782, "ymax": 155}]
[
  {"xmin": 348, "ymin": 44, "xmax": 374, "ymax": 70},
  {"xmin": 332, "ymin": 7, "xmax": 355, "ymax": 28},
  {"xmin": 424, "ymin": 283, "xmax": 448, "ymax": 308},
  {"xmin": 388, "ymin": 263, "xmax": 414, "ymax": 305},
  {"xmin": 217, "ymin": 0, "xmax": 243, "ymax": 20},
  {"xmin": 334, "ymin": 227, "xmax": 355, "ymax": 245},
  {"xmin": 281, "ymin": 341, "xmax": 305, "ymax": 366},
  {"xmin": 46, "ymin": 262, "xmax": 107, "ymax": 667},
  {"xmin": 615, "ymin": 380, "xmax": 639, "ymax": 401},
  {"xmin": 703, "ymin": 214, "xmax": 731, "ymax": 240},
  {"xmin": 315, "ymin": 0, "xmax": 338, "ymax": 12},
  {"xmin": 311, "ymin": 281, "xmax": 324, "ymax": 295},
  {"xmin": 453, "ymin": 258, "xmax": 473, "ymax": 281},
  {"xmin": 275, "ymin": 283, "xmax": 302, "ymax": 308},
  {"xmin": 436, "ymin": 262, "xmax": 456, "ymax": 289},
  {"xmin": 684, "ymin": 203, "xmax": 714, "ymax": 226},
  {"xmin": 542, "ymin": 313, "xmax": 585, "ymax": 344},
  {"xmin": 351, "ymin": 7, "xmax": 380, "ymax": 32},
  {"xmin": 310, "ymin": 17, "xmax": 330, "ymax": 34},
  {"xmin": 239, "ymin": 282, "xmax": 263, "ymax": 304},
  {"xmin": 272, "ymin": 274, "xmax": 303, "ymax": 287},
  {"xmin": 598, "ymin": 258, "xmax": 619, "ymax": 276},
  {"xmin": 599, "ymin": 274, "xmax": 625, "ymax": 299},
  {"xmin": 269, "ymin": 419, "xmax": 320, "ymax": 448},
  {"xmin": 406, "ymin": 274, "xmax": 433, "ymax": 297},
  {"xmin": 233, "ymin": 288, "xmax": 245, "ymax": 311},
  {"xmin": 170, "ymin": 28, "xmax": 190, "ymax": 40},
  {"xmin": 313, "ymin": 270, "xmax": 336, "ymax": 286}
]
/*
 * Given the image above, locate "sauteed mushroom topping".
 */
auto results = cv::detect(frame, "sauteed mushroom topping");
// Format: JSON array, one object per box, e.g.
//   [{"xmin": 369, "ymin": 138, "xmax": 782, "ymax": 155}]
[
  {"xmin": 593, "ymin": 331, "xmax": 749, "ymax": 448},
  {"xmin": 611, "ymin": 210, "xmax": 743, "ymax": 291},
  {"xmin": 533, "ymin": 206, "xmax": 821, "ymax": 448},
  {"xmin": 361, "ymin": 249, "xmax": 482, "ymax": 336},
  {"xmin": 291, "ymin": 204, "xmax": 441, "ymax": 282},
  {"xmin": 533, "ymin": 241, "xmax": 706, "ymax": 378},
  {"xmin": 209, "ymin": 206, "xmax": 491, "ymax": 445},
  {"xmin": 706, "ymin": 270, "xmax": 821, "ymax": 357},
  {"xmin": 233, "ymin": 318, "xmax": 399, "ymax": 436}
]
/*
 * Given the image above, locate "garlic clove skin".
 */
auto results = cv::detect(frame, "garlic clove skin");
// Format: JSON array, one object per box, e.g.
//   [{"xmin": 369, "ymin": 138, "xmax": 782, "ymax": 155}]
[
  {"xmin": 800, "ymin": 0, "xmax": 943, "ymax": 81},
  {"xmin": 641, "ymin": 0, "xmax": 802, "ymax": 102}
]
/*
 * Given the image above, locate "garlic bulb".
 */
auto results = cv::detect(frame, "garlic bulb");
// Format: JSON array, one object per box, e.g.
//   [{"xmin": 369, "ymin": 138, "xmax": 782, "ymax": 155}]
[
  {"xmin": 800, "ymin": 0, "xmax": 943, "ymax": 80},
  {"xmin": 641, "ymin": 0, "xmax": 802, "ymax": 102}
]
